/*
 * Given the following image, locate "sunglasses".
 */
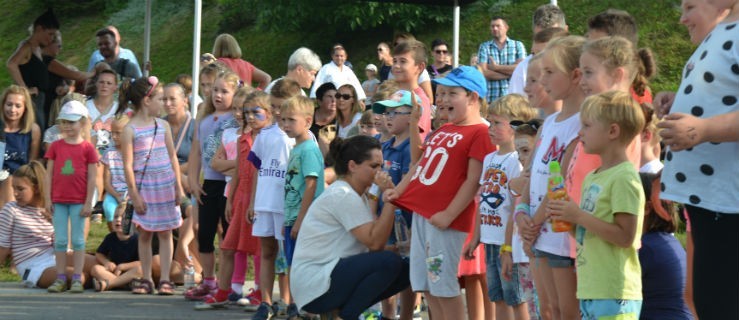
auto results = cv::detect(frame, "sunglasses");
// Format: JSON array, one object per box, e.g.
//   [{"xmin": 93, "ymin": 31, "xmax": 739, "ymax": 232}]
[
  {"xmin": 435, "ymin": 50, "xmax": 449, "ymax": 54},
  {"xmin": 384, "ymin": 110, "xmax": 412, "ymax": 118},
  {"xmin": 510, "ymin": 120, "xmax": 542, "ymax": 131},
  {"xmin": 335, "ymin": 93, "xmax": 354, "ymax": 100}
]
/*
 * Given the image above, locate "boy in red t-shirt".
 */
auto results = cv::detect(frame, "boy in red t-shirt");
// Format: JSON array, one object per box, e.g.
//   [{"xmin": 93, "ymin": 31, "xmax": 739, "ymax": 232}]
[{"xmin": 386, "ymin": 66, "xmax": 495, "ymax": 319}]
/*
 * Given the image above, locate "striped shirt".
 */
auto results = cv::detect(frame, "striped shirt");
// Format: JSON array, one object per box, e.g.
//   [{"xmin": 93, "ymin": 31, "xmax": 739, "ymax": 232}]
[
  {"xmin": 101, "ymin": 149, "xmax": 127, "ymax": 194},
  {"xmin": 477, "ymin": 37, "xmax": 526, "ymax": 103},
  {"xmin": 0, "ymin": 202, "xmax": 54, "ymax": 265}
]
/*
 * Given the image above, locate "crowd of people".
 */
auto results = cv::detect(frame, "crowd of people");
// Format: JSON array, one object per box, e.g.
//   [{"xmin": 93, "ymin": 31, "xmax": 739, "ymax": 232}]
[{"xmin": 0, "ymin": 1, "xmax": 737, "ymax": 319}]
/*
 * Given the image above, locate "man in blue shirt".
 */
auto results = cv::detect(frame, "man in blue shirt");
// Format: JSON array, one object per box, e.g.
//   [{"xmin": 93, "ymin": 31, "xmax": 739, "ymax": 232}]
[{"xmin": 89, "ymin": 26, "xmax": 142, "ymax": 80}]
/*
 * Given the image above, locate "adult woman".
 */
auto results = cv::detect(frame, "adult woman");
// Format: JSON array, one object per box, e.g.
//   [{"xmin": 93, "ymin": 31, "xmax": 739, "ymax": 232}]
[
  {"xmin": 427, "ymin": 39, "xmax": 453, "ymax": 103},
  {"xmin": 6, "ymin": 9, "xmax": 93, "ymax": 131},
  {"xmin": 212, "ymin": 33, "xmax": 271, "ymax": 89},
  {"xmin": 311, "ymin": 83, "xmax": 338, "ymax": 157},
  {"xmin": 162, "ymin": 83, "xmax": 200, "ymax": 273},
  {"xmin": 291, "ymin": 135, "xmax": 409, "ymax": 319},
  {"xmin": 335, "ymin": 84, "xmax": 363, "ymax": 139}
]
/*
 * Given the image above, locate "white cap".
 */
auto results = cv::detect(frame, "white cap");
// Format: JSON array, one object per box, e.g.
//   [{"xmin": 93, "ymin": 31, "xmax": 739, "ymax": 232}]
[
  {"xmin": 365, "ymin": 64, "xmax": 378, "ymax": 72},
  {"xmin": 57, "ymin": 100, "xmax": 89, "ymax": 122}
]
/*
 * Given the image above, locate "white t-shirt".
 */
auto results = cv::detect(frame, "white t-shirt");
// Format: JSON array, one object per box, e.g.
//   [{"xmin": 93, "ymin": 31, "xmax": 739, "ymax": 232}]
[
  {"xmin": 290, "ymin": 180, "xmax": 374, "ymax": 309},
  {"xmin": 530, "ymin": 112, "xmax": 580, "ymax": 258},
  {"xmin": 639, "ymin": 159, "xmax": 664, "ymax": 174},
  {"xmin": 661, "ymin": 21, "xmax": 739, "ymax": 214},
  {"xmin": 479, "ymin": 151, "xmax": 522, "ymax": 245},
  {"xmin": 86, "ymin": 99, "xmax": 120, "ymax": 152},
  {"xmin": 247, "ymin": 123, "xmax": 294, "ymax": 213},
  {"xmin": 507, "ymin": 55, "xmax": 531, "ymax": 96},
  {"xmin": 310, "ymin": 63, "xmax": 366, "ymax": 100},
  {"xmin": 337, "ymin": 112, "xmax": 363, "ymax": 139}
]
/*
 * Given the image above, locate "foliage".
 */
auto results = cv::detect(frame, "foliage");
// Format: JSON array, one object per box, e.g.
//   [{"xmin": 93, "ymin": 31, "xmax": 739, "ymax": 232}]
[
  {"xmin": 30, "ymin": 0, "xmax": 129, "ymax": 15},
  {"xmin": 217, "ymin": 0, "xmax": 451, "ymax": 33}
]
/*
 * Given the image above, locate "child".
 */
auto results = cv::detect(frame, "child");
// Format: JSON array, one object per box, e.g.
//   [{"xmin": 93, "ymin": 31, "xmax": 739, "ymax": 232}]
[
  {"xmin": 248, "ymin": 82, "xmax": 296, "ymax": 320},
  {"xmin": 197, "ymin": 87, "xmax": 261, "ymax": 309},
  {"xmin": 371, "ymin": 79, "xmax": 401, "ymax": 143},
  {"xmin": 44, "ymin": 101, "xmax": 98, "ymax": 293},
  {"xmin": 524, "ymin": 28, "xmax": 569, "ymax": 118},
  {"xmin": 547, "ymin": 90, "xmax": 646, "ymax": 319},
  {"xmin": 362, "ymin": 64, "xmax": 380, "ymax": 105},
  {"xmin": 517, "ymin": 36, "xmax": 585, "ymax": 320},
  {"xmin": 268, "ymin": 78, "xmax": 303, "ymax": 126},
  {"xmin": 512, "ymin": 120, "xmax": 541, "ymax": 168},
  {"xmin": 391, "ymin": 40, "xmax": 432, "ymax": 141},
  {"xmin": 372, "ymin": 90, "xmax": 419, "ymax": 320},
  {"xmin": 639, "ymin": 108, "xmax": 662, "ymax": 174},
  {"xmin": 637, "ymin": 171, "xmax": 692, "ymax": 320},
  {"xmin": 475, "ymin": 94, "xmax": 537, "ymax": 319},
  {"xmin": 196, "ymin": 63, "xmax": 224, "ymax": 114},
  {"xmin": 119, "ymin": 76, "xmax": 184, "ymax": 295},
  {"xmin": 281, "ymin": 95, "xmax": 326, "ymax": 319},
  {"xmin": 186, "ymin": 71, "xmax": 240, "ymax": 300},
  {"xmin": 357, "ymin": 110, "xmax": 379, "ymax": 137},
  {"xmin": 90, "ymin": 210, "xmax": 142, "ymax": 291},
  {"xmin": 386, "ymin": 66, "xmax": 495, "ymax": 320},
  {"xmin": 1, "ymin": 85, "xmax": 41, "ymax": 208},
  {"xmin": 101, "ymin": 115, "xmax": 129, "ymax": 232}
]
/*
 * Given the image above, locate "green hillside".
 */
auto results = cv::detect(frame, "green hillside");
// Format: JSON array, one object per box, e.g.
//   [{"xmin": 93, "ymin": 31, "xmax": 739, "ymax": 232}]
[{"xmin": 0, "ymin": 0, "xmax": 691, "ymax": 92}]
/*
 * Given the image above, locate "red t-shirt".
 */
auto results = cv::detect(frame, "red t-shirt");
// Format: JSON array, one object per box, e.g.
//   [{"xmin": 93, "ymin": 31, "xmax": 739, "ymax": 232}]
[
  {"xmin": 218, "ymin": 57, "xmax": 255, "ymax": 86},
  {"xmin": 394, "ymin": 123, "xmax": 495, "ymax": 232},
  {"xmin": 413, "ymin": 87, "xmax": 432, "ymax": 141},
  {"xmin": 44, "ymin": 140, "xmax": 98, "ymax": 204}
]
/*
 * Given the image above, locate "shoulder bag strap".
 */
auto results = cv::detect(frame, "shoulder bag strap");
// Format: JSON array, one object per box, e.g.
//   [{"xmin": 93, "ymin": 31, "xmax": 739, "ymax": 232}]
[{"xmin": 174, "ymin": 115, "xmax": 191, "ymax": 154}]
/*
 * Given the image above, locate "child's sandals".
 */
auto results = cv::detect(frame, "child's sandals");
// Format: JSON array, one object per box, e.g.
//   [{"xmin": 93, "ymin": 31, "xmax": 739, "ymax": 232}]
[
  {"xmin": 157, "ymin": 280, "xmax": 175, "ymax": 296},
  {"xmin": 93, "ymin": 278, "xmax": 110, "ymax": 292},
  {"xmin": 131, "ymin": 278, "xmax": 154, "ymax": 294}
]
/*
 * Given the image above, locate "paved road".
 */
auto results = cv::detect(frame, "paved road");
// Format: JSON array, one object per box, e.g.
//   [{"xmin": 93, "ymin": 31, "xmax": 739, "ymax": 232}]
[{"xmin": 0, "ymin": 282, "xmax": 264, "ymax": 320}]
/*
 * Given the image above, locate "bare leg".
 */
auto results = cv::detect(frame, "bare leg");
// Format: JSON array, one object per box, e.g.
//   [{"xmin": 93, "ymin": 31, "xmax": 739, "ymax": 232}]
[
  {"xmin": 259, "ymin": 236, "xmax": 278, "ymax": 305},
  {"xmin": 534, "ymin": 258, "xmax": 556, "ymax": 320},
  {"xmin": 381, "ymin": 295, "xmax": 398, "ymax": 320},
  {"xmin": 436, "ymin": 294, "xmax": 466, "ymax": 320},
  {"xmin": 278, "ymin": 273, "xmax": 290, "ymax": 303},
  {"xmin": 91, "ymin": 263, "xmax": 143, "ymax": 290},
  {"xmin": 464, "ymin": 274, "xmax": 492, "ymax": 320},
  {"xmin": 398, "ymin": 288, "xmax": 416, "ymax": 320},
  {"xmin": 551, "ymin": 266, "xmax": 578, "ymax": 320},
  {"xmin": 138, "ymin": 229, "xmax": 154, "ymax": 281},
  {"xmin": 157, "ymin": 231, "xmax": 174, "ymax": 282},
  {"xmin": 218, "ymin": 249, "xmax": 235, "ymax": 290}
]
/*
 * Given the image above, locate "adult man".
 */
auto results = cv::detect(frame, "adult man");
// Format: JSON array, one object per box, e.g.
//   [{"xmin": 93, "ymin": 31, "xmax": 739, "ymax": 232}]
[
  {"xmin": 309, "ymin": 44, "xmax": 365, "ymax": 101},
  {"xmin": 264, "ymin": 47, "xmax": 322, "ymax": 94},
  {"xmin": 477, "ymin": 17, "xmax": 526, "ymax": 103},
  {"xmin": 91, "ymin": 27, "xmax": 142, "ymax": 79},
  {"xmin": 376, "ymin": 42, "xmax": 393, "ymax": 82},
  {"xmin": 509, "ymin": 4, "xmax": 567, "ymax": 95}
]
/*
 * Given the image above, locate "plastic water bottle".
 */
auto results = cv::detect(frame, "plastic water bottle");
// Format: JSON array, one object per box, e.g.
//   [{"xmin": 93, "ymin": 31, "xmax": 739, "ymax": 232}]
[
  {"xmin": 394, "ymin": 209, "xmax": 410, "ymax": 256},
  {"xmin": 184, "ymin": 256, "xmax": 195, "ymax": 289}
]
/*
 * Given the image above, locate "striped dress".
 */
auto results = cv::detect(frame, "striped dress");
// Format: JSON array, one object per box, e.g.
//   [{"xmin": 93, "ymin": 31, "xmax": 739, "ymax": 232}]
[{"xmin": 131, "ymin": 118, "xmax": 182, "ymax": 231}]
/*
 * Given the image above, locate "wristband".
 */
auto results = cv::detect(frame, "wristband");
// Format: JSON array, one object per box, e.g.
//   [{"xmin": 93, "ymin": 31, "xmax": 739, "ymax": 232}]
[
  {"xmin": 514, "ymin": 203, "xmax": 530, "ymax": 223},
  {"xmin": 501, "ymin": 244, "xmax": 513, "ymax": 253}
]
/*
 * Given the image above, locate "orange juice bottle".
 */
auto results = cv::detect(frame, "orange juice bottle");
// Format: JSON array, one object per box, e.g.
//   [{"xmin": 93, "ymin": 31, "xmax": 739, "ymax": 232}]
[{"xmin": 548, "ymin": 161, "xmax": 572, "ymax": 232}]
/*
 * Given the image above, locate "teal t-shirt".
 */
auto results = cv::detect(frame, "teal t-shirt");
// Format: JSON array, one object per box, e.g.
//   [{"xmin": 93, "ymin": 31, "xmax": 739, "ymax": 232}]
[
  {"xmin": 284, "ymin": 139, "xmax": 325, "ymax": 226},
  {"xmin": 576, "ymin": 161, "xmax": 644, "ymax": 300}
]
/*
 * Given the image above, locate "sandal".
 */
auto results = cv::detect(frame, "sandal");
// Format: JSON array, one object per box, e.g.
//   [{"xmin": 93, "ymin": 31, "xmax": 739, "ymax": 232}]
[
  {"xmin": 93, "ymin": 278, "xmax": 110, "ymax": 292},
  {"xmin": 131, "ymin": 278, "xmax": 154, "ymax": 294},
  {"xmin": 158, "ymin": 280, "xmax": 175, "ymax": 296}
]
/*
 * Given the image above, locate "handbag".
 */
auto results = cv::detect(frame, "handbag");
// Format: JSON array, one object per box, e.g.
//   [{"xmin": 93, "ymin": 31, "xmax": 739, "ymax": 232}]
[{"xmin": 121, "ymin": 120, "xmax": 159, "ymax": 235}]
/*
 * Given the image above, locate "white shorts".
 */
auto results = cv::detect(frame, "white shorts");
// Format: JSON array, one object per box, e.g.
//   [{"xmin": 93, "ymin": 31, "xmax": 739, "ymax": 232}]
[
  {"xmin": 16, "ymin": 249, "xmax": 56, "ymax": 288},
  {"xmin": 409, "ymin": 213, "xmax": 467, "ymax": 297},
  {"xmin": 252, "ymin": 211, "xmax": 285, "ymax": 241}
]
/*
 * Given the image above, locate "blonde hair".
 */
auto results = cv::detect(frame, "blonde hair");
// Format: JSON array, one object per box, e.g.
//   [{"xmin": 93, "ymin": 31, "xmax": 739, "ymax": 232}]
[
  {"xmin": 1, "ymin": 85, "xmax": 36, "ymax": 133},
  {"xmin": 336, "ymin": 84, "xmax": 363, "ymax": 125},
  {"xmin": 580, "ymin": 90, "xmax": 645, "ymax": 144},
  {"xmin": 212, "ymin": 33, "xmax": 242, "ymax": 59},
  {"xmin": 583, "ymin": 36, "xmax": 638, "ymax": 86},
  {"xmin": 488, "ymin": 94, "xmax": 537, "ymax": 121},
  {"xmin": 198, "ymin": 71, "xmax": 240, "ymax": 121},
  {"xmin": 12, "ymin": 161, "xmax": 47, "ymax": 209},
  {"xmin": 543, "ymin": 35, "xmax": 586, "ymax": 74},
  {"xmin": 270, "ymin": 78, "xmax": 302, "ymax": 100},
  {"xmin": 281, "ymin": 95, "xmax": 315, "ymax": 118},
  {"xmin": 234, "ymin": 86, "xmax": 256, "ymax": 107},
  {"xmin": 112, "ymin": 113, "xmax": 130, "ymax": 127},
  {"xmin": 373, "ymin": 80, "xmax": 400, "ymax": 102}
]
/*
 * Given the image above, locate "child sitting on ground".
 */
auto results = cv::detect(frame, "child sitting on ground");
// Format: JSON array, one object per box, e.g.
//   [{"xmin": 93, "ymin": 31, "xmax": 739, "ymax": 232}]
[{"xmin": 90, "ymin": 210, "xmax": 142, "ymax": 291}]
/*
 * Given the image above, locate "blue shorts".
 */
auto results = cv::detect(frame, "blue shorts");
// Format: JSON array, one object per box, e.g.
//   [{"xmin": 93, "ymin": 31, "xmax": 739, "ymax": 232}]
[
  {"xmin": 102, "ymin": 193, "xmax": 119, "ymax": 222},
  {"xmin": 534, "ymin": 249, "xmax": 574, "ymax": 268},
  {"xmin": 284, "ymin": 226, "xmax": 296, "ymax": 267},
  {"xmin": 485, "ymin": 244, "xmax": 524, "ymax": 306},
  {"xmin": 580, "ymin": 299, "xmax": 642, "ymax": 320}
]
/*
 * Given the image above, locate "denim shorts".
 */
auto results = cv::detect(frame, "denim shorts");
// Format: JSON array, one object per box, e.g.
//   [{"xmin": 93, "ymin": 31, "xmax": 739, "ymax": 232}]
[
  {"xmin": 580, "ymin": 299, "xmax": 642, "ymax": 320},
  {"xmin": 534, "ymin": 249, "xmax": 574, "ymax": 268},
  {"xmin": 485, "ymin": 244, "xmax": 525, "ymax": 306}
]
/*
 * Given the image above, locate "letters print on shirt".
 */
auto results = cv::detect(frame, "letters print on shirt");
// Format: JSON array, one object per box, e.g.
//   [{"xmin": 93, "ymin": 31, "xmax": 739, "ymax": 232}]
[
  {"xmin": 411, "ymin": 131, "xmax": 464, "ymax": 186},
  {"xmin": 262, "ymin": 158, "xmax": 287, "ymax": 179},
  {"xmin": 575, "ymin": 183, "xmax": 602, "ymax": 267},
  {"xmin": 480, "ymin": 163, "xmax": 508, "ymax": 227}
]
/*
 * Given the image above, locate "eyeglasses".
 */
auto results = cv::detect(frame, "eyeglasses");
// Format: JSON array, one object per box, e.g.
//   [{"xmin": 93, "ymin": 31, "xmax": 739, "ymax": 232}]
[
  {"xmin": 335, "ymin": 93, "xmax": 354, "ymax": 100},
  {"xmin": 384, "ymin": 110, "xmax": 412, "ymax": 118},
  {"xmin": 509, "ymin": 120, "xmax": 542, "ymax": 131},
  {"xmin": 435, "ymin": 50, "xmax": 449, "ymax": 54}
]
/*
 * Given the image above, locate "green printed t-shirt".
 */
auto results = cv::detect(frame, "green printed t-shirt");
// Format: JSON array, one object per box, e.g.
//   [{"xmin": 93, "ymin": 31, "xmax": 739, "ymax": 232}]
[
  {"xmin": 284, "ymin": 139, "xmax": 325, "ymax": 226},
  {"xmin": 576, "ymin": 161, "xmax": 645, "ymax": 300}
]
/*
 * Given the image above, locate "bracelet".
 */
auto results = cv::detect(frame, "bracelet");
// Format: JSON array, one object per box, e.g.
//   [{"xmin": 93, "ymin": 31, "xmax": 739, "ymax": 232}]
[
  {"xmin": 513, "ymin": 203, "xmax": 530, "ymax": 223},
  {"xmin": 501, "ymin": 244, "xmax": 513, "ymax": 253}
]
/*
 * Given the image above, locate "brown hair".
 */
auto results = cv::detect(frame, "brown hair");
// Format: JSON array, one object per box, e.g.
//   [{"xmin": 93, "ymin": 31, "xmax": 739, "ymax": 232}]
[
  {"xmin": 542, "ymin": 35, "xmax": 586, "ymax": 75},
  {"xmin": 587, "ymin": 9, "xmax": 638, "ymax": 44},
  {"xmin": 1, "ymin": 85, "xmax": 36, "ymax": 133},
  {"xmin": 640, "ymin": 171, "xmax": 679, "ymax": 233},
  {"xmin": 118, "ymin": 76, "xmax": 163, "ymax": 115},
  {"xmin": 269, "ymin": 78, "xmax": 302, "ymax": 100},
  {"xmin": 583, "ymin": 36, "xmax": 656, "ymax": 96},
  {"xmin": 336, "ymin": 84, "xmax": 364, "ymax": 126},
  {"xmin": 212, "ymin": 33, "xmax": 242, "ymax": 59},
  {"xmin": 488, "ymin": 94, "xmax": 538, "ymax": 121},
  {"xmin": 281, "ymin": 95, "xmax": 316, "ymax": 118},
  {"xmin": 392, "ymin": 39, "xmax": 428, "ymax": 66},
  {"xmin": 580, "ymin": 90, "xmax": 646, "ymax": 144},
  {"xmin": 12, "ymin": 161, "xmax": 47, "ymax": 209},
  {"xmin": 533, "ymin": 27, "xmax": 569, "ymax": 44}
]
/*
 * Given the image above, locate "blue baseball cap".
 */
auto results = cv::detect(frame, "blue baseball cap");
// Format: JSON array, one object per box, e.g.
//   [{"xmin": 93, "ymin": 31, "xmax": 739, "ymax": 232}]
[
  {"xmin": 432, "ymin": 65, "xmax": 487, "ymax": 98},
  {"xmin": 372, "ymin": 90, "xmax": 422, "ymax": 114}
]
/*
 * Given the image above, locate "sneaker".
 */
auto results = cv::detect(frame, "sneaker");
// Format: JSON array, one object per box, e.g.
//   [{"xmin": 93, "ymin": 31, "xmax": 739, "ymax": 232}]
[
  {"xmin": 47, "ymin": 279, "xmax": 67, "ymax": 293},
  {"xmin": 228, "ymin": 291, "xmax": 243, "ymax": 303},
  {"xmin": 286, "ymin": 303, "xmax": 300, "ymax": 320},
  {"xmin": 273, "ymin": 299, "xmax": 288, "ymax": 316},
  {"xmin": 184, "ymin": 282, "xmax": 216, "ymax": 301},
  {"xmin": 69, "ymin": 280, "xmax": 84, "ymax": 293},
  {"xmin": 241, "ymin": 288, "xmax": 262, "ymax": 311},
  {"xmin": 195, "ymin": 294, "xmax": 229, "ymax": 310},
  {"xmin": 250, "ymin": 302, "xmax": 274, "ymax": 320}
]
